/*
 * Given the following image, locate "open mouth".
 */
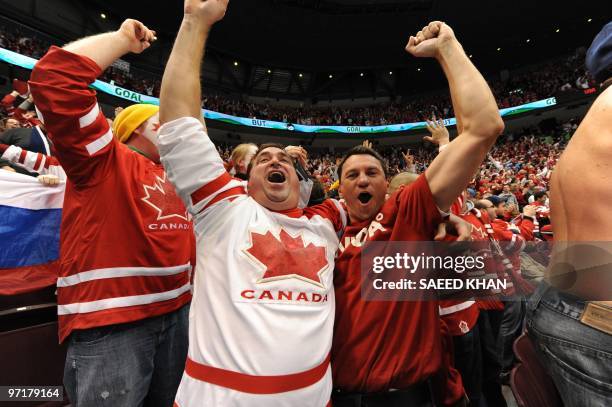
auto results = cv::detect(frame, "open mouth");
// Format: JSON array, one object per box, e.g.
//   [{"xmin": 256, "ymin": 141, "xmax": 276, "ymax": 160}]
[
  {"xmin": 357, "ymin": 192, "xmax": 372, "ymax": 204},
  {"xmin": 267, "ymin": 171, "xmax": 286, "ymax": 183}
]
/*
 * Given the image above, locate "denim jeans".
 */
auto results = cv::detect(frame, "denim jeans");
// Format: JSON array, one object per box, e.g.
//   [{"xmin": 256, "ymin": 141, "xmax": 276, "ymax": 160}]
[
  {"xmin": 64, "ymin": 304, "xmax": 189, "ymax": 407},
  {"xmin": 527, "ymin": 283, "xmax": 612, "ymax": 407}
]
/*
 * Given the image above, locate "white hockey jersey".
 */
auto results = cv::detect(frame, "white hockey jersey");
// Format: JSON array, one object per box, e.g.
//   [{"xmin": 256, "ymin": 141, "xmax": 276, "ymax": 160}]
[{"xmin": 159, "ymin": 117, "xmax": 345, "ymax": 407}]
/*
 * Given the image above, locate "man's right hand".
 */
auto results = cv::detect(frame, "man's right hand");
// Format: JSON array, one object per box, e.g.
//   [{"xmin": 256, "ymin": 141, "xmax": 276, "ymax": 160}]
[
  {"xmin": 405, "ymin": 21, "xmax": 457, "ymax": 59},
  {"xmin": 117, "ymin": 19, "xmax": 157, "ymax": 54},
  {"xmin": 184, "ymin": 0, "xmax": 229, "ymax": 27}
]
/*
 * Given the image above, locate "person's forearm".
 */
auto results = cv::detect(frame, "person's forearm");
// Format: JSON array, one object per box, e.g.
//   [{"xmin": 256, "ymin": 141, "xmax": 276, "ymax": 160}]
[
  {"xmin": 437, "ymin": 41, "xmax": 502, "ymax": 139},
  {"xmin": 64, "ymin": 32, "xmax": 131, "ymax": 71},
  {"xmin": 160, "ymin": 16, "xmax": 210, "ymax": 124}
]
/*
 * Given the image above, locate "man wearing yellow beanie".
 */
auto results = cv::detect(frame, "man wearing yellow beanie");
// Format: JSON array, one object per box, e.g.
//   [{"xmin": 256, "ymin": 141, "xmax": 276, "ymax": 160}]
[
  {"xmin": 112, "ymin": 103, "xmax": 161, "ymax": 160},
  {"xmin": 29, "ymin": 19, "xmax": 193, "ymax": 407}
]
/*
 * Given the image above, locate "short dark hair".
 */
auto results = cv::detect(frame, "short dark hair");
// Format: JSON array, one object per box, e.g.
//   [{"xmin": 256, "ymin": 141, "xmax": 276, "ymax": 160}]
[
  {"xmin": 246, "ymin": 143, "xmax": 293, "ymax": 177},
  {"xmin": 337, "ymin": 146, "xmax": 387, "ymax": 181},
  {"xmin": 533, "ymin": 190, "xmax": 547, "ymax": 200}
]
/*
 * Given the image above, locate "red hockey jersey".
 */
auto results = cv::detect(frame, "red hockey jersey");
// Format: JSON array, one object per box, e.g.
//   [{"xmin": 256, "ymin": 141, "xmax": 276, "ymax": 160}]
[{"xmin": 29, "ymin": 47, "xmax": 194, "ymax": 342}]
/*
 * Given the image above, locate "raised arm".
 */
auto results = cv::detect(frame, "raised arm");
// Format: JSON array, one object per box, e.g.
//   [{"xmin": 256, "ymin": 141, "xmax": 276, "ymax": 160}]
[
  {"xmin": 63, "ymin": 20, "xmax": 155, "ymax": 70},
  {"xmin": 0, "ymin": 143, "xmax": 65, "ymax": 180},
  {"xmin": 159, "ymin": 0, "xmax": 228, "ymax": 126},
  {"xmin": 406, "ymin": 21, "xmax": 504, "ymax": 212},
  {"xmin": 28, "ymin": 20, "xmax": 156, "ymax": 186},
  {"xmin": 158, "ymin": 1, "xmax": 245, "ymax": 218}
]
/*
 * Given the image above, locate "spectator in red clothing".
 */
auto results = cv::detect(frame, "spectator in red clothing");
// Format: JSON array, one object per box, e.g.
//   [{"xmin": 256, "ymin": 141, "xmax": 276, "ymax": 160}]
[
  {"xmin": 29, "ymin": 19, "xmax": 192, "ymax": 406},
  {"xmin": 332, "ymin": 20, "xmax": 504, "ymax": 406}
]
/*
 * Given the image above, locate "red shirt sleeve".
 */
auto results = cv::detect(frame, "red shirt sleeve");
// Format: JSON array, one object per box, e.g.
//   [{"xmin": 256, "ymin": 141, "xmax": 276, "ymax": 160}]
[
  {"xmin": 395, "ymin": 174, "xmax": 443, "ymax": 238},
  {"xmin": 29, "ymin": 46, "xmax": 115, "ymax": 187},
  {"xmin": 303, "ymin": 198, "xmax": 347, "ymax": 233},
  {"xmin": 516, "ymin": 217, "xmax": 535, "ymax": 241}
]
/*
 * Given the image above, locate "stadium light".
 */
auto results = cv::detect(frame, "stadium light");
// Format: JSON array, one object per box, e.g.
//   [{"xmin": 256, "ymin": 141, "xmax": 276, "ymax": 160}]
[
  {"xmin": 417, "ymin": 68, "xmax": 421, "ymax": 72},
  {"xmin": 299, "ymin": 73, "xmax": 303, "ymax": 78},
  {"xmin": 555, "ymin": 28, "xmax": 560, "ymax": 33},
  {"xmin": 526, "ymin": 38, "xmax": 531, "ymax": 43},
  {"xmin": 100, "ymin": 13, "xmax": 106, "ymax": 19},
  {"xmin": 234, "ymin": 61, "xmax": 238, "ymax": 66},
  {"xmin": 469, "ymin": 54, "xmax": 473, "ymax": 58},
  {"xmin": 267, "ymin": 69, "xmax": 272, "ymax": 74},
  {"xmin": 360, "ymin": 72, "xmax": 364, "ymax": 77},
  {"xmin": 389, "ymin": 71, "xmax": 393, "ymax": 75},
  {"xmin": 329, "ymin": 74, "xmax": 333, "ymax": 79},
  {"xmin": 497, "ymin": 47, "xmax": 501, "ymax": 51},
  {"xmin": 587, "ymin": 18, "xmax": 592, "ymax": 22}
]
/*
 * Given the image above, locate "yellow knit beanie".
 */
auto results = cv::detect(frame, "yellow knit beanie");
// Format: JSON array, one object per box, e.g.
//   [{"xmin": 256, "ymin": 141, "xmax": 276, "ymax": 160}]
[{"xmin": 112, "ymin": 104, "xmax": 159, "ymax": 143}]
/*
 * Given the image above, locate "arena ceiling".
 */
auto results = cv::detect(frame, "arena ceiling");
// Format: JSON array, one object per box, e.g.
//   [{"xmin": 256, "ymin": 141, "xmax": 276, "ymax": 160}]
[
  {"xmin": 2, "ymin": 0, "xmax": 610, "ymax": 101},
  {"xmin": 84, "ymin": 0, "xmax": 609, "ymax": 70}
]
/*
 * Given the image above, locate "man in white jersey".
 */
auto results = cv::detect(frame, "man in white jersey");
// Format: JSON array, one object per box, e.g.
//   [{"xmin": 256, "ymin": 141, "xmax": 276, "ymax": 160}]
[{"xmin": 157, "ymin": 1, "xmax": 346, "ymax": 406}]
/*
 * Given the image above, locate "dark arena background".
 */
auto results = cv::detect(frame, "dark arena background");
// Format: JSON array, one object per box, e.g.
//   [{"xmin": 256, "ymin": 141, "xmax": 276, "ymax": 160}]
[{"xmin": 0, "ymin": 0, "xmax": 611, "ymax": 406}]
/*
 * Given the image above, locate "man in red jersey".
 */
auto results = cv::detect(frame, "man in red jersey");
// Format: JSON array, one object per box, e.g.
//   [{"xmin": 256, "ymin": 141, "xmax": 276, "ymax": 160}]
[
  {"xmin": 29, "ymin": 19, "xmax": 193, "ymax": 406},
  {"xmin": 331, "ymin": 21, "xmax": 504, "ymax": 406}
]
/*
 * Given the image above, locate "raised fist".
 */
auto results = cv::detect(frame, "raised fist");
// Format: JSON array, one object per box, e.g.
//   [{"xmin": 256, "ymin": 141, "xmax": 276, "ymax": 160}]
[
  {"xmin": 184, "ymin": 0, "xmax": 229, "ymax": 26},
  {"xmin": 118, "ymin": 19, "xmax": 156, "ymax": 54},
  {"xmin": 405, "ymin": 21, "xmax": 457, "ymax": 58}
]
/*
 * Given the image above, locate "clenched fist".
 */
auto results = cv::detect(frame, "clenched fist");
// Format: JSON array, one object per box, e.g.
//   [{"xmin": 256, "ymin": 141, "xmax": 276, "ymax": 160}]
[
  {"xmin": 184, "ymin": 0, "xmax": 229, "ymax": 26},
  {"xmin": 117, "ymin": 19, "xmax": 156, "ymax": 54},
  {"xmin": 405, "ymin": 21, "xmax": 457, "ymax": 59}
]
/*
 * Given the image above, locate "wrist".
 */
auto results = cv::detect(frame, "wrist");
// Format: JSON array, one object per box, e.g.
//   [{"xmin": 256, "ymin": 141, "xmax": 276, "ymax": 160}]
[
  {"xmin": 111, "ymin": 31, "xmax": 134, "ymax": 54},
  {"xmin": 435, "ymin": 39, "xmax": 464, "ymax": 64},
  {"xmin": 182, "ymin": 14, "xmax": 213, "ymax": 34}
]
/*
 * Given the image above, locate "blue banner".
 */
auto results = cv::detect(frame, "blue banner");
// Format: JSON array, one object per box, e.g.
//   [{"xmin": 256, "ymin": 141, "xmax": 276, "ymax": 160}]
[{"xmin": 0, "ymin": 47, "xmax": 557, "ymax": 134}]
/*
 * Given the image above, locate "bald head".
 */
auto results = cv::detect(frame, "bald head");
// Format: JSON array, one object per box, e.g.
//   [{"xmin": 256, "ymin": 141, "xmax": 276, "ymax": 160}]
[{"xmin": 388, "ymin": 172, "xmax": 419, "ymax": 195}]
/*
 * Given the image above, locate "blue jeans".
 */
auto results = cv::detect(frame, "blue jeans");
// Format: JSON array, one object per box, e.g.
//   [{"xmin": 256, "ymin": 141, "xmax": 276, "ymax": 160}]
[
  {"xmin": 64, "ymin": 304, "xmax": 189, "ymax": 407},
  {"xmin": 527, "ymin": 283, "xmax": 612, "ymax": 407}
]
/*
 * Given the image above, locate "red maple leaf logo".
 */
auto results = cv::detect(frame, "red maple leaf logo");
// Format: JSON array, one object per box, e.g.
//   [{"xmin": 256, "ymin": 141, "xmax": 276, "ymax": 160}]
[
  {"xmin": 141, "ymin": 173, "xmax": 189, "ymax": 221},
  {"xmin": 244, "ymin": 229, "xmax": 329, "ymax": 288}
]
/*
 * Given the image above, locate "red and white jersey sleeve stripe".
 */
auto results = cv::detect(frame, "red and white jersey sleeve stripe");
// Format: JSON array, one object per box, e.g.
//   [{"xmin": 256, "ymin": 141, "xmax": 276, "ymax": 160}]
[
  {"xmin": 29, "ymin": 46, "xmax": 115, "ymax": 186},
  {"xmin": 158, "ymin": 117, "xmax": 246, "ymax": 216},
  {"xmin": 304, "ymin": 199, "xmax": 347, "ymax": 234},
  {"xmin": 0, "ymin": 143, "xmax": 66, "ymax": 179}
]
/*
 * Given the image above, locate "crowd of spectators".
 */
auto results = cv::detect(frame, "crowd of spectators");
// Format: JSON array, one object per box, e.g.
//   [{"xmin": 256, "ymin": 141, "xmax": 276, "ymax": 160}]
[
  {"xmin": 0, "ymin": 22, "xmax": 582, "ymax": 193},
  {"xmin": 1, "ymin": 66, "xmax": 575, "ymax": 211},
  {"xmin": 216, "ymin": 116, "xmax": 576, "ymax": 210},
  {"xmin": 0, "ymin": 24, "xmax": 596, "ymax": 126}
]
